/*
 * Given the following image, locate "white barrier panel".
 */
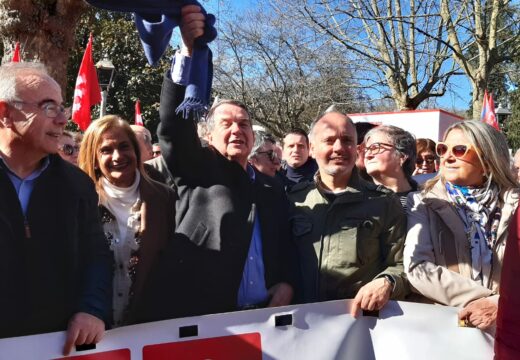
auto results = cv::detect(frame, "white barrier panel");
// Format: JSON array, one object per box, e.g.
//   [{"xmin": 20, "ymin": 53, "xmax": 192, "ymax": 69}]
[{"xmin": 0, "ymin": 300, "xmax": 494, "ymax": 359}]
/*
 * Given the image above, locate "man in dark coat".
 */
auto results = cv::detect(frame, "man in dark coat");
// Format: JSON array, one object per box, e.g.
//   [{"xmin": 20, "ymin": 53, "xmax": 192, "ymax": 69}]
[
  {"xmin": 279, "ymin": 128, "xmax": 318, "ymax": 191},
  {"xmin": 138, "ymin": 5, "xmax": 296, "ymax": 321},
  {"xmin": 0, "ymin": 63, "xmax": 111, "ymax": 355}
]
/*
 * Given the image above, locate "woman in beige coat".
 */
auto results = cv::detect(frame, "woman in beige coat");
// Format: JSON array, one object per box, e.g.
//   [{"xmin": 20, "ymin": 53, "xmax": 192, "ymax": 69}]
[{"xmin": 404, "ymin": 120, "xmax": 519, "ymax": 331}]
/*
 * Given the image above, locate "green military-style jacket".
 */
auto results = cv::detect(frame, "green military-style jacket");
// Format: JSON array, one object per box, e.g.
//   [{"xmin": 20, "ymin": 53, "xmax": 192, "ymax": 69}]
[{"xmin": 289, "ymin": 169, "xmax": 409, "ymax": 303}]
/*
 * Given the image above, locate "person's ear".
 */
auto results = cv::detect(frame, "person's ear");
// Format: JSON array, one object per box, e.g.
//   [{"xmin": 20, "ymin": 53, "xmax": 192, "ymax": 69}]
[
  {"xmin": 0, "ymin": 101, "xmax": 12, "ymax": 128},
  {"xmin": 400, "ymin": 154, "xmax": 408, "ymax": 166}
]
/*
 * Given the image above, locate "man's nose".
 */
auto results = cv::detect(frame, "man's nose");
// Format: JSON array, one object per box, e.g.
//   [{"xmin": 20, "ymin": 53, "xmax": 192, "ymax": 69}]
[
  {"xmin": 54, "ymin": 112, "xmax": 67, "ymax": 126},
  {"xmin": 230, "ymin": 122, "xmax": 241, "ymax": 132},
  {"xmin": 332, "ymin": 138, "xmax": 344, "ymax": 152}
]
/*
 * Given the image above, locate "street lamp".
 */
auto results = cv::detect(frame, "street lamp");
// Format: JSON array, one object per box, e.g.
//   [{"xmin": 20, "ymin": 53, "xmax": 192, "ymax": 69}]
[
  {"xmin": 95, "ymin": 56, "xmax": 115, "ymax": 117},
  {"xmin": 496, "ymin": 103, "xmax": 512, "ymax": 129}
]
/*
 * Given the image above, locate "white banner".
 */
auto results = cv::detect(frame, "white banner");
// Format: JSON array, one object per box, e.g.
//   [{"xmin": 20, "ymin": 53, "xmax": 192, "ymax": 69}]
[{"xmin": 0, "ymin": 300, "xmax": 493, "ymax": 359}]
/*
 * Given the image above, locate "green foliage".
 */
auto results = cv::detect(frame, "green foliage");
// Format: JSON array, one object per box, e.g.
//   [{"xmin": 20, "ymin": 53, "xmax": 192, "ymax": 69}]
[
  {"xmin": 504, "ymin": 89, "xmax": 520, "ymax": 151},
  {"xmin": 66, "ymin": 9, "xmax": 173, "ymax": 140}
]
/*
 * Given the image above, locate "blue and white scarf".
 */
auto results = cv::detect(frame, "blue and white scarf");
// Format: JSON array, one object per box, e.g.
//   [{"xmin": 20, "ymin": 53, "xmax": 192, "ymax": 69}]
[{"xmin": 445, "ymin": 181, "xmax": 501, "ymax": 286}]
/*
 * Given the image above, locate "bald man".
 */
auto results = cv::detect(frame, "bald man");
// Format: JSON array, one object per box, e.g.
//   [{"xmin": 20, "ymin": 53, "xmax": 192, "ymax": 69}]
[{"xmin": 288, "ymin": 111, "xmax": 408, "ymax": 316}]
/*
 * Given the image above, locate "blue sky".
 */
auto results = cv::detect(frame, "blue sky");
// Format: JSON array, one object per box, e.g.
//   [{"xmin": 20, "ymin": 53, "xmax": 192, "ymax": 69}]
[{"xmin": 193, "ymin": 0, "xmax": 473, "ymax": 112}]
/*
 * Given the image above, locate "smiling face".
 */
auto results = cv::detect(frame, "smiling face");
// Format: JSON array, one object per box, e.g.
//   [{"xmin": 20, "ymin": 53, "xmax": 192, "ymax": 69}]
[
  {"xmin": 439, "ymin": 129, "xmax": 485, "ymax": 187},
  {"xmin": 96, "ymin": 127, "xmax": 137, "ymax": 187},
  {"xmin": 310, "ymin": 113, "xmax": 357, "ymax": 180},
  {"xmin": 364, "ymin": 131, "xmax": 405, "ymax": 179},
  {"xmin": 208, "ymin": 103, "xmax": 254, "ymax": 168},
  {"xmin": 3, "ymin": 73, "xmax": 66, "ymax": 158}
]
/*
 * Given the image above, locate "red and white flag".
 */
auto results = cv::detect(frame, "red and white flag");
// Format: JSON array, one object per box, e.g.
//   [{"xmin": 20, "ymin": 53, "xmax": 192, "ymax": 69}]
[
  {"xmin": 72, "ymin": 33, "xmax": 101, "ymax": 131},
  {"xmin": 12, "ymin": 42, "xmax": 20, "ymax": 62},
  {"xmin": 135, "ymin": 100, "xmax": 144, "ymax": 126},
  {"xmin": 481, "ymin": 90, "xmax": 499, "ymax": 131}
]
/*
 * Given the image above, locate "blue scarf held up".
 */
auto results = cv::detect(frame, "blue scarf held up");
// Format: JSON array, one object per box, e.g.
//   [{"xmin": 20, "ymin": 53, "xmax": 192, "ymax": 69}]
[{"xmin": 84, "ymin": 0, "xmax": 217, "ymax": 118}]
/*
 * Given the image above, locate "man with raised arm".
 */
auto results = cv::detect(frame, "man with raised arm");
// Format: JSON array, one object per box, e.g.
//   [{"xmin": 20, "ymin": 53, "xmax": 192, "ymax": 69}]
[{"xmin": 138, "ymin": 5, "xmax": 297, "ymax": 321}]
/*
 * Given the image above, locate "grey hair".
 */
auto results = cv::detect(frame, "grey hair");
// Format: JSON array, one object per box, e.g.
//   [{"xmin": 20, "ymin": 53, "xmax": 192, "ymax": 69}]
[
  {"xmin": 249, "ymin": 131, "xmax": 276, "ymax": 159},
  {"xmin": 308, "ymin": 111, "xmax": 356, "ymax": 142},
  {"xmin": 365, "ymin": 125, "xmax": 417, "ymax": 178},
  {"xmin": 0, "ymin": 62, "xmax": 49, "ymax": 102},
  {"xmin": 424, "ymin": 120, "xmax": 518, "ymax": 192},
  {"xmin": 205, "ymin": 99, "xmax": 251, "ymax": 132}
]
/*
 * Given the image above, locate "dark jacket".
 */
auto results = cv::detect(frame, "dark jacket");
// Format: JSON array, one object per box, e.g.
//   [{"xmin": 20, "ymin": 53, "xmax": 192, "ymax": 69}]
[
  {"xmin": 279, "ymin": 158, "xmax": 318, "ymax": 191},
  {"xmin": 495, "ymin": 207, "xmax": 520, "ymax": 359},
  {"xmin": 137, "ymin": 74, "xmax": 296, "ymax": 321},
  {"xmin": 0, "ymin": 155, "xmax": 112, "ymax": 338}
]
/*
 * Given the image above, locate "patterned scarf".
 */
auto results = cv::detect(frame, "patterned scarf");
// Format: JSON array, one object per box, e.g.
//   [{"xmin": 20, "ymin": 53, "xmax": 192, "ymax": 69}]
[{"xmin": 445, "ymin": 181, "xmax": 501, "ymax": 286}]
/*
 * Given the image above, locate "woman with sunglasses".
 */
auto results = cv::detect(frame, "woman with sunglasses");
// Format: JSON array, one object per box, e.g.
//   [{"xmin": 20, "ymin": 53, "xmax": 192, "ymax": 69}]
[
  {"xmin": 413, "ymin": 138, "xmax": 437, "ymax": 175},
  {"xmin": 78, "ymin": 115, "xmax": 176, "ymax": 327},
  {"xmin": 405, "ymin": 120, "xmax": 519, "ymax": 331},
  {"xmin": 364, "ymin": 125, "xmax": 418, "ymax": 209}
]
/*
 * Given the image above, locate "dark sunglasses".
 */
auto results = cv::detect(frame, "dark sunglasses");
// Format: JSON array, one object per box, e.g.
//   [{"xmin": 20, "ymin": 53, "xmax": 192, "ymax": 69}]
[
  {"xmin": 365, "ymin": 142, "xmax": 395, "ymax": 155},
  {"xmin": 435, "ymin": 142, "xmax": 472, "ymax": 158},
  {"xmin": 60, "ymin": 144, "xmax": 80, "ymax": 156},
  {"xmin": 256, "ymin": 150, "xmax": 279, "ymax": 162},
  {"xmin": 416, "ymin": 156, "xmax": 436, "ymax": 165}
]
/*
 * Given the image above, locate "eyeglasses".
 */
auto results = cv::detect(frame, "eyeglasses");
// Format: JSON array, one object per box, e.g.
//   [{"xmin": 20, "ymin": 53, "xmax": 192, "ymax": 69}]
[
  {"xmin": 365, "ymin": 142, "xmax": 395, "ymax": 155},
  {"xmin": 256, "ymin": 150, "xmax": 280, "ymax": 162},
  {"xmin": 416, "ymin": 156, "xmax": 436, "ymax": 165},
  {"xmin": 436, "ymin": 142, "xmax": 472, "ymax": 158},
  {"xmin": 60, "ymin": 143, "xmax": 80, "ymax": 156},
  {"xmin": 11, "ymin": 101, "xmax": 66, "ymax": 119}
]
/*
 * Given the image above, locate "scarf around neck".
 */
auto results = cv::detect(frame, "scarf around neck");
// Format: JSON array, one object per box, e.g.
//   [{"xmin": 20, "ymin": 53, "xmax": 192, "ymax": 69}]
[
  {"xmin": 445, "ymin": 181, "xmax": 501, "ymax": 286},
  {"xmin": 101, "ymin": 171, "xmax": 141, "ymax": 242}
]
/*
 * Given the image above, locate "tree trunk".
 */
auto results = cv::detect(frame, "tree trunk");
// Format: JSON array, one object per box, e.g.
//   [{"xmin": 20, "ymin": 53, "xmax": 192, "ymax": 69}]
[
  {"xmin": 471, "ymin": 81, "xmax": 486, "ymax": 120},
  {"xmin": 0, "ymin": 0, "xmax": 87, "ymax": 93}
]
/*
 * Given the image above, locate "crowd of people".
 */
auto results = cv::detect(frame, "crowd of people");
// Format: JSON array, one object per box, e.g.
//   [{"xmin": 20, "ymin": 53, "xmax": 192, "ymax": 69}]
[{"xmin": 1, "ymin": 4, "xmax": 519, "ymax": 358}]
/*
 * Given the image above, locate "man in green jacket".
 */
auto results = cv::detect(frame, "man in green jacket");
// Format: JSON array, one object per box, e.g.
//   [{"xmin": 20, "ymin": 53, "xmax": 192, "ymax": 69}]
[{"xmin": 289, "ymin": 111, "xmax": 408, "ymax": 316}]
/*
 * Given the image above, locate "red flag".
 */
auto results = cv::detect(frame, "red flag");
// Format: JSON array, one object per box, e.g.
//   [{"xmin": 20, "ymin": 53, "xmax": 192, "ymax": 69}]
[
  {"xmin": 12, "ymin": 42, "xmax": 20, "ymax": 62},
  {"xmin": 135, "ymin": 100, "xmax": 144, "ymax": 126},
  {"xmin": 481, "ymin": 90, "xmax": 499, "ymax": 131},
  {"xmin": 72, "ymin": 34, "xmax": 101, "ymax": 131}
]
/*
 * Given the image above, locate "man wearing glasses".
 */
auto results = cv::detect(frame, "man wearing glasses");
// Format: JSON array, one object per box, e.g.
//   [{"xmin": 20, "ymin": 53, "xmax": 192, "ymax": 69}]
[
  {"xmin": 0, "ymin": 63, "xmax": 112, "ymax": 355},
  {"xmin": 248, "ymin": 132, "xmax": 281, "ymax": 178},
  {"xmin": 58, "ymin": 131, "xmax": 80, "ymax": 165},
  {"xmin": 289, "ymin": 112, "xmax": 408, "ymax": 316}
]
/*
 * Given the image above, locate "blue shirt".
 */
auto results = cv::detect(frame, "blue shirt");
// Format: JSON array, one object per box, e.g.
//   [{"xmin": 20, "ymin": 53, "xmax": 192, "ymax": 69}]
[
  {"xmin": 0, "ymin": 157, "xmax": 50, "ymax": 216},
  {"xmin": 237, "ymin": 165, "xmax": 269, "ymax": 308}
]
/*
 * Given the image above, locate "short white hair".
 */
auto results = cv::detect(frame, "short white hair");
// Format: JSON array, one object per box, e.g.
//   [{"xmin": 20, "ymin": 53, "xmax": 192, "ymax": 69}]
[{"xmin": 0, "ymin": 62, "xmax": 49, "ymax": 102}]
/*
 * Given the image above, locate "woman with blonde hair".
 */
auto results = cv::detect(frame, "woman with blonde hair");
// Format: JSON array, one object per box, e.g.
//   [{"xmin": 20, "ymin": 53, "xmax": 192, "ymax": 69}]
[
  {"xmin": 79, "ymin": 115, "xmax": 176, "ymax": 327},
  {"xmin": 405, "ymin": 120, "xmax": 519, "ymax": 331}
]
